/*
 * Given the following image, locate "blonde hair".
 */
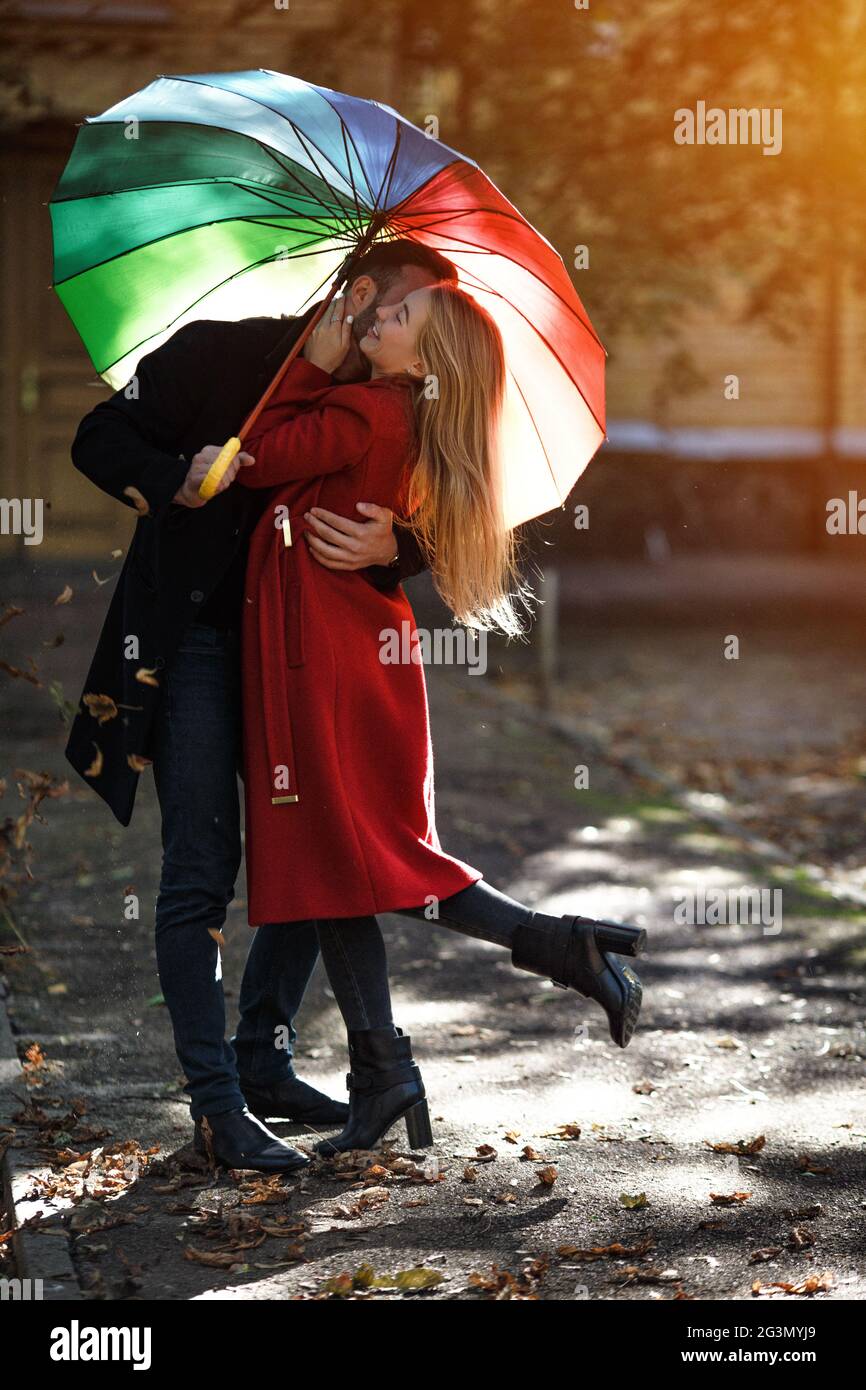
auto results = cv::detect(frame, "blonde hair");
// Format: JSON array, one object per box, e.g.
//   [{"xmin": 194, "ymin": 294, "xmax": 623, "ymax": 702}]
[{"xmin": 401, "ymin": 283, "xmax": 531, "ymax": 637}]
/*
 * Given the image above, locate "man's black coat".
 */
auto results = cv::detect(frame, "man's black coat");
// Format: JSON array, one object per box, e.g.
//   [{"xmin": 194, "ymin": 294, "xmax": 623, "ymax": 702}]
[{"xmin": 65, "ymin": 310, "xmax": 425, "ymax": 827}]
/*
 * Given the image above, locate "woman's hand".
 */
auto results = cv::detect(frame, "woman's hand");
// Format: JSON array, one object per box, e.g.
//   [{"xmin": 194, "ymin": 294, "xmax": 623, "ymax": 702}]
[{"xmin": 303, "ymin": 294, "xmax": 354, "ymax": 374}]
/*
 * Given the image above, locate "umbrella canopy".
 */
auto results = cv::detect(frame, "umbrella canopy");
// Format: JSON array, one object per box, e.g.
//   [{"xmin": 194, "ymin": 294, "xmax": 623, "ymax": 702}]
[{"xmin": 50, "ymin": 69, "xmax": 606, "ymax": 528}]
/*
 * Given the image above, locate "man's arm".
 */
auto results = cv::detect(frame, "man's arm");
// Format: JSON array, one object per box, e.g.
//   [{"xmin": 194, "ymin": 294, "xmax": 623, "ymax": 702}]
[
  {"xmin": 303, "ymin": 502, "xmax": 429, "ymax": 591},
  {"xmin": 71, "ymin": 322, "xmax": 217, "ymax": 516},
  {"xmin": 364, "ymin": 522, "xmax": 427, "ymax": 592}
]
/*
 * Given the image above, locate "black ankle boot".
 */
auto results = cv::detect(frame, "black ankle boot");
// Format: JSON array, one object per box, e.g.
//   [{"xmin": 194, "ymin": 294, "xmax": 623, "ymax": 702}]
[
  {"xmin": 511, "ymin": 914, "xmax": 646, "ymax": 1048},
  {"xmin": 312, "ymin": 1027, "xmax": 433, "ymax": 1157},
  {"xmin": 240, "ymin": 1073, "xmax": 350, "ymax": 1126},
  {"xmin": 193, "ymin": 1106, "xmax": 310, "ymax": 1173}
]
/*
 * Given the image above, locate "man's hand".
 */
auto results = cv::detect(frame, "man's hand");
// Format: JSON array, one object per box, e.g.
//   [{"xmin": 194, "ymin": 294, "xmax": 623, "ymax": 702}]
[
  {"xmin": 303, "ymin": 502, "xmax": 398, "ymax": 571},
  {"xmin": 172, "ymin": 444, "xmax": 255, "ymax": 508}
]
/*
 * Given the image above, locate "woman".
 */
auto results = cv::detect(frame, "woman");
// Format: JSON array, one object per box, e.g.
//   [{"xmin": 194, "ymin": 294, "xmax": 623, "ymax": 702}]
[{"xmin": 238, "ymin": 282, "xmax": 645, "ymax": 1156}]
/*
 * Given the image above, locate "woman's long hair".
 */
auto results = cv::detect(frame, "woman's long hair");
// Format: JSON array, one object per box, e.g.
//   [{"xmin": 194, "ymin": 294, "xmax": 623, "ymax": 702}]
[{"xmin": 402, "ymin": 283, "xmax": 532, "ymax": 638}]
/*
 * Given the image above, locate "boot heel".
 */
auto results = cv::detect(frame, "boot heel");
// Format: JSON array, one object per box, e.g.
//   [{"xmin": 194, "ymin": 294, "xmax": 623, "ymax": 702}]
[
  {"xmin": 404, "ymin": 1098, "xmax": 433, "ymax": 1149},
  {"xmin": 591, "ymin": 921, "xmax": 647, "ymax": 958}
]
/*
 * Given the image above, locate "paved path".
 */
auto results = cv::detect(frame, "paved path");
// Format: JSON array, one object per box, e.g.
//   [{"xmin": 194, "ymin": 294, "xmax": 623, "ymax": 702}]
[{"xmin": 1, "ymin": 566, "xmax": 863, "ymax": 1300}]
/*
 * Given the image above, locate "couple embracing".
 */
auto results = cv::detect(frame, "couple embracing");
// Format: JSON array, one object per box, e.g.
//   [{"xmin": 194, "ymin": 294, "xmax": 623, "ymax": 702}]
[{"xmin": 67, "ymin": 238, "xmax": 645, "ymax": 1173}]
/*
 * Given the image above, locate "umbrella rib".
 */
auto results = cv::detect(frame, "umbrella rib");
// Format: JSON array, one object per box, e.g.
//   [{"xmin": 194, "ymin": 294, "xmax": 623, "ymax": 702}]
[
  {"xmin": 369, "ymin": 119, "xmax": 402, "ymax": 215},
  {"xmin": 61, "ymin": 117, "xmax": 356, "ymax": 225},
  {"xmin": 337, "ymin": 117, "xmax": 373, "ymax": 225},
  {"xmin": 255, "ymin": 138, "xmax": 359, "ymax": 241},
  {"xmin": 389, "ymin": 210, "xmax": 605, "ymax": 354},
  {"xmin": 237, "ymin": 219, "xmax": 364, "ymax": 260},
  {"xmin": 505, "ymin": 361, "xmax": 566, "ymax": 512},
  {"xmin": 227, "ymin": 179, "xmax": 352, "ymax": 236},
  {"xmin": 281, "ymin": 255, "xmax": 355, "ymax": 317},
  {"xmin": 53, "ymin": 220, "xmax": 332, "ymax": 289},
  {"xmin": 170, "ymin": 74, "xmax": 365, "ymax": 224},
  {"xmin": 54, "ymin": 130, "xmax": 356, "ymax": 243},
  {"xmin": 243, "ymin": 142, "xmax": 362, "ymax": 232},
  {"xmin": 312, "ymin": 85, "xmax": 395, "ymax": 210},
  {"xmin": 452, "ymin": 258, "xmax": 606, "ymax": 441},
  {"xmin": 384, "ymin": 170, "xmax": 602, "ymax": 342},
  {"xmin": 284, "ymin": 120, "xmax": 366, "ymax": 240},
  {"xmin": 97, "ymin": 242, "xmax": 352, "ymax": 377}
]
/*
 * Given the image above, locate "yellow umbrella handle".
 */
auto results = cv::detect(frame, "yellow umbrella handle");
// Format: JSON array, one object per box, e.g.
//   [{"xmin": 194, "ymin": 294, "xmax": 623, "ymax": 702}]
[{"xmin": 198, "ymin": 436, "xmax": 242, "ymax": 501}]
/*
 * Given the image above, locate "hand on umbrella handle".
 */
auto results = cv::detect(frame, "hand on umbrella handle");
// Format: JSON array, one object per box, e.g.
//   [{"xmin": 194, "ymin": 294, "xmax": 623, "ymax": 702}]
[{"xmin": 198, "ymin": 436, "xmax": 242, "ymax": 500}]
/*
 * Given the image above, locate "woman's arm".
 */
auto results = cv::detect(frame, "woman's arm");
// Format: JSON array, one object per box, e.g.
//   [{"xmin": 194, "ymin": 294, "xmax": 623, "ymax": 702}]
[{"xmin": 239, "ymin": 358, "xmax": 376, "ymax": 489}]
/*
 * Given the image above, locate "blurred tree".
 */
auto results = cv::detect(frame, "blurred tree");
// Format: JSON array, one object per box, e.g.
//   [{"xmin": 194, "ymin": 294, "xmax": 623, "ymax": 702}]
[{"xmin": 334, "ymin": 0, "xmax": 866, "ymax": 445}]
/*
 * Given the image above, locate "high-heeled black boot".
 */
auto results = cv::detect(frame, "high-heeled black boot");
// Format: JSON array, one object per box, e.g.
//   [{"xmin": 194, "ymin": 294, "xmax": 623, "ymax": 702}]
[
  {"xmin": 511, "ymin": 914, "xmax": 645, "ymax": 1048},
  {"xmin": 193, "ymin": 1106, "xmax": 310, "ymax": 1173},
  {"xmin": 312, "ymin": 1026, "xmax": 433, "ymax": 1157}
]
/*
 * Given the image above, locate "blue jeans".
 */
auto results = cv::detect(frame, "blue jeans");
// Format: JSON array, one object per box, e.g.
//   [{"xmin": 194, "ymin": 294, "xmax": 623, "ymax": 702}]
[
  {"xmin": 314, "ymin": 917, "xmax": 395, "ymax": 1031},
  {"xmin": 151, "ymin": 621, "xmax": 321, "ymax": 1121}
]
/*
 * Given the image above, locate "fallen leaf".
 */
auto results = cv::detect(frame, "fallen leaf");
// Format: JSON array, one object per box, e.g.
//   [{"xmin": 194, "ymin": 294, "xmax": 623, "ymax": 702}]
[
  {"xmin": 84, "ymin": 744, "xmax": 103, "ymax": 778},
  {"xmin": 184, "ymin": 1247, "xmax": 246, "ymax": 1268},
  {"xmin": 540, "ymin": 1123, "xmax": 581, "ymax": 1141},
  {"xmin": 123, "ymin": 487, "xmax": 150, "ymax": 516},
  {"xmin": 707, "ymin": 1135, "xmax": 765, "ymax": 1156},
  {"xmin": 0, "ymin": 604, "xmax": 24, "ymax": 627},
  {"xmin": 797, "ymin": 1155, "xmax": 832, "ymax": 1175},
  {"xmin": 557, "ymin": 1238, "xmax": 654, "ymax": 1262},
  {"xmin": 0, "ymin": 659, "xmax": 41, "ymax": 686},
  {"xmin": 83, "ymin": 693, "xmax": 118, "ymax": 725},
  {"xmin": 752, "ymin": 1271, "xmax": 833, "ymax": 1297}
]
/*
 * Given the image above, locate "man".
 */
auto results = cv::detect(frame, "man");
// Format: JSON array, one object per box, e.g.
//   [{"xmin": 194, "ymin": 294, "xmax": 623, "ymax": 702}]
[{"xmin": 66, "ymin": 240, "xmax": 458, "ymax": 1171}]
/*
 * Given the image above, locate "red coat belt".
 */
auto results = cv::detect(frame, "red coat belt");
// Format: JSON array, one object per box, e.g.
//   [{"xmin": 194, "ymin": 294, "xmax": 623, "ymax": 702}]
[{"xmin": 250, "ymin": 509, "xmax": 311, "ymax": 807}]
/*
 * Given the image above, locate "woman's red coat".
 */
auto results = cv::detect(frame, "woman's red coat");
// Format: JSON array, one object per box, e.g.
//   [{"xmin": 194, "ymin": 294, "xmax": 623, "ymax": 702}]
[{"xmin": 238, "ymin": 356, "xmax": 482, "ymax": 925}]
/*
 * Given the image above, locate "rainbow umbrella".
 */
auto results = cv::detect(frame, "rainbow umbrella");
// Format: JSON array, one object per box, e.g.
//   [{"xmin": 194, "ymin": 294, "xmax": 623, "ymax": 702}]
[{"xmin": 50, "ymin": 69, "xmax": 605, "ymax": 524}]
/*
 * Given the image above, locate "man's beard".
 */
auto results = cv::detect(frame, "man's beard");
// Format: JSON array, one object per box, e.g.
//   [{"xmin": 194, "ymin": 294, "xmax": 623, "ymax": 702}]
[
  {"xmin": 337, "ymin": 298, "xmax": 380, "ymax": 381},
  {"xmin": 350, "ymin": 300, "xmax": 379, "ymax": 342}
]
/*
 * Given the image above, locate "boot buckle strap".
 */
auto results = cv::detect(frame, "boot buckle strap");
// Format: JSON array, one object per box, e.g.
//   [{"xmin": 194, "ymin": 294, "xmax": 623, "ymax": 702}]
[{"xmin": 347, "ymin": 1064, "xmax": 419, "ymax": 1092}]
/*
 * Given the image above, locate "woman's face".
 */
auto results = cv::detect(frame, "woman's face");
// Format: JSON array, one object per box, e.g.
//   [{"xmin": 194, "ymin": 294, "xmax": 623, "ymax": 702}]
[{"xmin": 359, "ymin": 286, "xmax": 431, "ymax": 378}]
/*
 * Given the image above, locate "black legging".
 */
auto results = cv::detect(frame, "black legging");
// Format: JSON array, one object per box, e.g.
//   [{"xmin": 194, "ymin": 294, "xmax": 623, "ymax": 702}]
[{"xmin": 315, "ymin": 880, "xmax": 534, "ymax": 1032}]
